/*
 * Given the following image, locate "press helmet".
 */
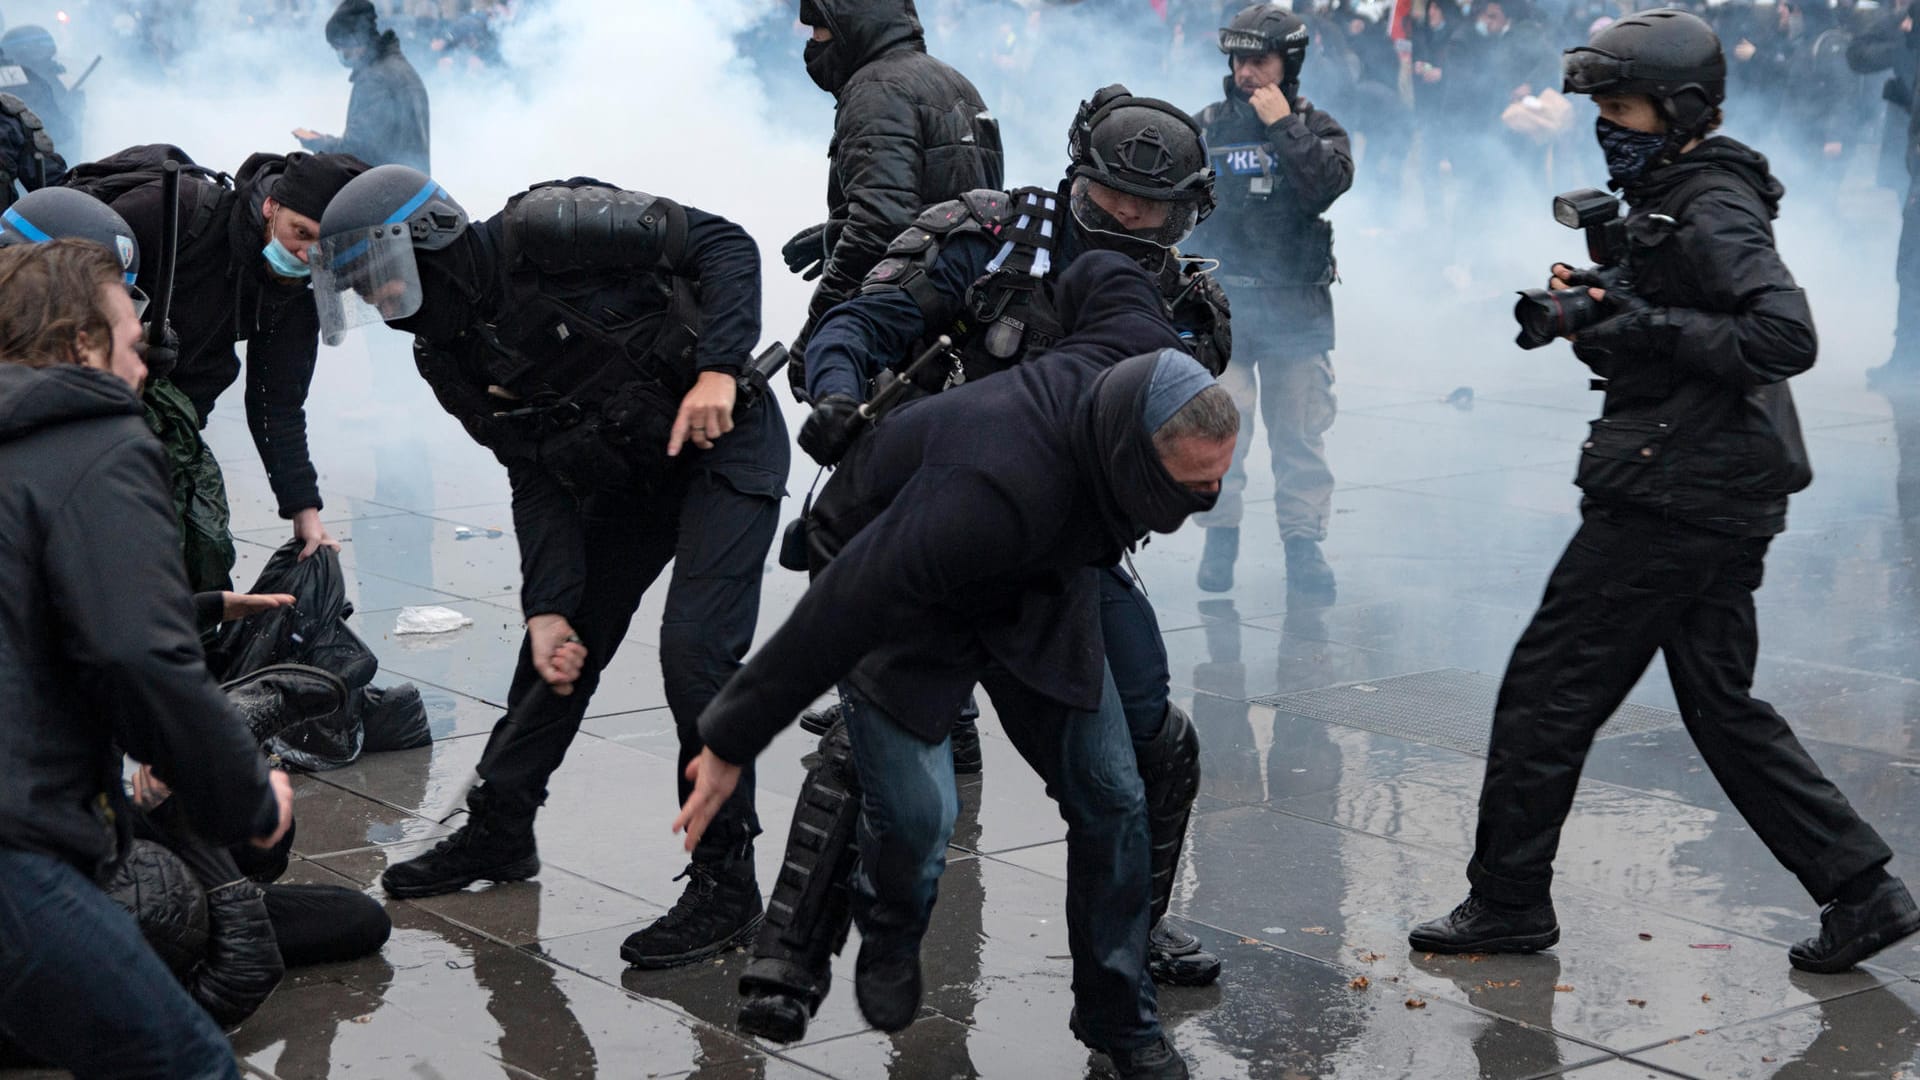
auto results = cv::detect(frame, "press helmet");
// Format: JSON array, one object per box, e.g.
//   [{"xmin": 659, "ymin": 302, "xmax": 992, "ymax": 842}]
[
  {"xmin": 1220, "ymin": 3, "xmax": 1312, "ymax": 96},
  {"xmin": 1562, "ymin": 9, "xmax": 1726, "ymax": 140}
]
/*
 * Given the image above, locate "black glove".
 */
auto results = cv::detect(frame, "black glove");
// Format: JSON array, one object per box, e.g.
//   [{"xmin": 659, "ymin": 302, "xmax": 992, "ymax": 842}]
[
  {"xmin": 797, "ymin": 394, "xmax": 862, "ymax": 467},
  {"xmin": 144, "ymin": 322, "xmax": 181, "ymax": 382},
  {"xmin": 781, "ymin": 221, "xmax": 838, "ymax": 281}
]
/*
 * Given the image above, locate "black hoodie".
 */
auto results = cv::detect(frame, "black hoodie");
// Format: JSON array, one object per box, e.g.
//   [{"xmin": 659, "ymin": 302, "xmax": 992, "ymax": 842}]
[
  {"xmin": 0, "ymin": 365, "xmax": 277, "ymax": 875},
  {"xmin": 799, "ymin": 0, "xmax": 1002, "ymax": 341},
  {"xmin": 108, "ymin": 151, "xmax": 329, "ymax": 517},
  {"xmin": 1570, "ymin": 136, "xmax": 1816, "ymax": 536},
  {"xmin": 697, "ymin": 252, "xmax": 1187, "ymax": 762}
]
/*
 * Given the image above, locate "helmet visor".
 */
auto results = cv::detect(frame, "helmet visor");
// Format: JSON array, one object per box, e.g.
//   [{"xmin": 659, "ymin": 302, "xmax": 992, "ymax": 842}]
[
  {"xmin": 1070, "ymin": 176, "xmax": 1200, "ymax": 253},
  {"xmin": 311, "ymin": 223, "xmax": 421, "ymax": 346},
  {"xmin": 1218, "ymin": 27, "xmax": 1274, "ymax": 55},
  {"xmin": 1562, "ymin": 47, "xmax": 1629, "ymax": 95}
]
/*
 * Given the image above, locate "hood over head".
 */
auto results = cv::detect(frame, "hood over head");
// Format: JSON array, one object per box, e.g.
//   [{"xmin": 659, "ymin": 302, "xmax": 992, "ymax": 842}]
[
  {"xmin": 1625, "ymin": 134, "xmax": 1783, "ymax": 216},
  {"xmin": 1051, "ymin": 250, "xmax": 1217, "ymax": 547},
  {"xmin": 803, "ymin": 0, "xmax": 927, "ymax": 94},
  {"xmin": 0, "ymin": 363, "xmax": 140, "ymax": 446}
]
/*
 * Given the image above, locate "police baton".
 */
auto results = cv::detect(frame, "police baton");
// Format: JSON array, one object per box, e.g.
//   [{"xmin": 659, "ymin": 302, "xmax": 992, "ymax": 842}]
[
  {"xmin": 145, "ymin": 161, "xmax": 181, "ymax": 349},
  {"xmin": 733, "ymin": 341, "xmax": 790, "ymax": 413},
  {"xmin": 857, "ymin": 334, "xmax": 953, "ymax": 427},
  {"xmin": 68, "ymin": 55, "xmax": 103, "ymax": 93}
]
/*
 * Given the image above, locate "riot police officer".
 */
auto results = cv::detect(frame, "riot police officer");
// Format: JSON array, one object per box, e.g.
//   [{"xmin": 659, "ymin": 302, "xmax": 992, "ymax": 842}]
[
  {"xmin": 1192, "ymin": 2, "xmax": 1354, "ymax": 597},
  {"xmin": 312, "ymin": 166, "xmax": 790, "ymax": 970},
  {"xmin": 1411, "ymin": 10, "xmax": 1920, "ymax": 973},
  {"xmin": 734, "ymin": 86, "xmax": 1230, "ymax": 1049}
]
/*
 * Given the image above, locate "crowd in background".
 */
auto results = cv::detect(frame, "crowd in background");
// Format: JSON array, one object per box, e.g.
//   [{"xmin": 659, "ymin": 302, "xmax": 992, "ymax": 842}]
[{"xmin": 734, "ymin": 0, "xmax": 1916, "ymax": 278}]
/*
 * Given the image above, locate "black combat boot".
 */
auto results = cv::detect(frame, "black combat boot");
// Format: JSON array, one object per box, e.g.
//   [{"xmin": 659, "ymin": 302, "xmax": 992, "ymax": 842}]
[
  {"xmin": 738, "ymin": 989, "xmax": 814, "ymax": 1043},
  {"xmin": 1105, "ymin": 1038, "xmax": 1191, "ymax": 1080},
  {"xmin": 1196, "ymin": 527, "xmax": 1238, "ymax": 594},
  {"xmin": 1283, "ymin": 537, "xmax": 1335, "ymax": 597},
  {"xmin": 1148, "ymin": 921, "xmax": 1222, "ymax": 987},
  {"xmin": 949, "ymin": 714, "xmax": 983, "ymax": 776},
  {"xmin": 1790, "ymin": 871, "xmax": 1920, "ymax": 974},
  {"xmin": 1408, "ymin": 892, "xmax": 1559, "ymax": 954},
  {"xmin": 621, "ymin": 851, "xmax": 764, "ymax": 969},
  {"xmin": 853, "ymin": 929, "xmax": 921, "ymax": 1032},
  {"xmin": 380, "ymin": 785, "xmax": 539, "ymax": 899}
]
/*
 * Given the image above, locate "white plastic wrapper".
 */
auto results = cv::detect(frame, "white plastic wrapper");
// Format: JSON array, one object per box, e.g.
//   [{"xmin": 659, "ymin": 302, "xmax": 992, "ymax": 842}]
[{"xmin": 393, "ymin": 606, "xmax": 474, "ymax": 636}]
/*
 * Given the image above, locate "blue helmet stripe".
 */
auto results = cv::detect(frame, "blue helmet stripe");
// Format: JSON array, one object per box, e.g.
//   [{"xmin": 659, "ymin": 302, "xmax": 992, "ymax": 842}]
[
  {"xmin": 2, "ymin": 207, "xmax": 51, "ymax": 243},
  {"xmin": 384, "ymin": 179, "xmax": 442, "ymax": 226}
]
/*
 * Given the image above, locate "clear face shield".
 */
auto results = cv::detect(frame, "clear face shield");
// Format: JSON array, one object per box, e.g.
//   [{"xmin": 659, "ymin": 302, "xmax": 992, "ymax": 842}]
[
  {"xmin": 1069, "ymin": 176, "xmax": 1202, "ymax": 263},
  {"xmin": 310, "ymin": 222, "xmax": 423, "ymax": 346}
]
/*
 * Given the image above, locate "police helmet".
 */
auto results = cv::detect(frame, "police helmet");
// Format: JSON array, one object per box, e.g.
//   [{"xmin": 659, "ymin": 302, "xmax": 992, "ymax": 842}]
[
  {"xmin": 1220, "ymin": 3, "xmax": 1312, "ymax": 93},
  {"xmin": 311, "ymin": 164, "xmax": 467, "ymax": 345},
  {"xmin": 1, "ymin": 26, "xmax": 57, "ymax": 68},
  {"xmin": 0, "ymin": 187, "xmax": 145, "ymax": 315},
  {"xmin": 1562, "ymin": 9, "xmax": 1725, "ymax": 138},
  {"xmin": 1067, "ymin": 85, "xmax": 1216, "ymax": 254}
]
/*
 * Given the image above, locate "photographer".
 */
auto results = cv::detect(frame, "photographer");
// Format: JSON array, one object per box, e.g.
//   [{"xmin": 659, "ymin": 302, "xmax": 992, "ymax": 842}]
[
  {"xmin": 1410, "ymin": 10, "xmax": 1920, "ymax": 974},
  {"xmin": 0, "ymin": 239, "xmax": 293, "ymax": 1079}
]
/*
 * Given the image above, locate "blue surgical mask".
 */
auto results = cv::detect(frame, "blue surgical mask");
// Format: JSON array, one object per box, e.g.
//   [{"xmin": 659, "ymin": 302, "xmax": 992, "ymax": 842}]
[{"xmin": 263, "ymin": 236, "xmax": 311, "ymax": 279}]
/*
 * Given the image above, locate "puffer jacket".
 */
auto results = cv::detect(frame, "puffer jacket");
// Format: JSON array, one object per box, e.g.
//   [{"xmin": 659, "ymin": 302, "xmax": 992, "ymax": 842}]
[
  {"xmin": 1569, "ymin": 136, "xmax": 1816, "ymax": 536},
  {"xmin": 800, "ymin": 0, "xmax": 1002, "ymax": 338},
  {"xmin": 0, "ymin": 364, "xmax": 277, "ymax": 877}
]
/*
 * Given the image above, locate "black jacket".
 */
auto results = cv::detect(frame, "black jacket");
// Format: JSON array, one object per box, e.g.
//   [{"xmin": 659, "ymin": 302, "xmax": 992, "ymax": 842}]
[
  {"xmin": 110, "ymin": 152, "xmax": 328, "ymax": 517},
  {"xmin": 802, "ymin": 0, "xmax": 1002, "ymax": 337},
  {"xmin": 698, "ymin": 254, "xmax": 1185, "ymax": 762},
  {"xmin": 303, "ymin": 31, "xmax": 430, "ymax": 174},
  {"xmin": 406, "ymin": 198, "xmax": 772, "ymax": 621},
  {"xmin": 1848, "ymin": 13, "xmax": 1920, "ymax": 174},
  {"xmin": 0, "ymin": 365, "xmax": 277, "ymax": 875},
  {"xmin": 1194, "ymin": 84, "xmax": 1353, "ymax": 351},
  {"xmin": 1570, "ymin": 137, "xmax": 1815, "ymax": 536}
]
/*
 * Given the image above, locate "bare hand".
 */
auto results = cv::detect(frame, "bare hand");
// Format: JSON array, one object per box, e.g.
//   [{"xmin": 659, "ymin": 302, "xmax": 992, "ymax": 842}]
[
  {"xmin": 292, "ymin": 508, "xmax": 340, "ymax": 560},
  {"xmin": 672, "ymin": 748, "xmax": 743, "ymax": 853},
  {"xmin": 292, "ymin": 127, "xmax": 324, "ymax": 142},
  {"xmin": 667, "ymin": 370, "xmax": 739, "ymax": 457},
  {"xmin": 131, "ymin": 764, "xmax": 172, "ymax": 809},
  {"xmin": 527, "ymin": 613, "xmax": 587, "ymax": 696},
  {"xmin": 1824, "ymin": 141, "xmax": 1845, "ymax": 158},
  {"xmin": 1734, "ymin": 39, "xmax": 1757, "ymax": 62},
  {"xmin": 1419, "ymin": 63, "xmax": 1444, "ymax": 84},
  {"xmin": 221, "ymin": 591, "xmax": 296, "ymax": 622},
  {"xmin": 250, "ymin": 769, "xmax": 295, "ymax": 850},
  {"xmin": 1905, "ymin": 16, "xmax": 1913, "ymax": 33},
  {"xmin": 1249, "ymin": 83, "xmax": 1293, "ymax": 125}
]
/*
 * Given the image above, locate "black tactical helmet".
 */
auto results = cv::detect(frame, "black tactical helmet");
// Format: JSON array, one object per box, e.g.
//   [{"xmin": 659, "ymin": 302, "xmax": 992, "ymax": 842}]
[
  {"xmin": 311, "ymin": 164, "xmax": 467, "ymax": 344},
  {"xmin": 1562, "ymin": 9, "xmax": 1725, "ymax": 137},
  {"xmin": 0, "ymin": 186, "xmax": 140, "ymax": 285},
  {"xmin": 1068, "ymin": 84, "xmax": 1214, "ymax": 209},
  {"xmin": 1220, "ymin": 2, "xmax": 1312, "ymax": 93}
]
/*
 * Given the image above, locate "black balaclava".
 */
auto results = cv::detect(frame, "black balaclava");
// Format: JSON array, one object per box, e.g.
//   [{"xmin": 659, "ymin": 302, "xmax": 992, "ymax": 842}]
[
  {"xmin": 388, "ymin": 226, "xmax": 494, "ymax": 344},
  {"xmin": 1075, "ymin": 350, "xmax": 1220, "ymax": 546},
  {"xmin": 800, "ymin": 0, "xmax": 842, "ymax": 93}
]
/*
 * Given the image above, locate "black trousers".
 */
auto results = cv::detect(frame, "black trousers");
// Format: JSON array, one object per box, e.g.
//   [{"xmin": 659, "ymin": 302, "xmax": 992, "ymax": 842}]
[
  {"xmin": 1469, "ymin": 503, "xmax": 1893, "ymax": 907},
  {"xmin": 262, "ymin": 882, "xmax": 391, "ymax": 967},
  {"xmin": 480, "ymin": 403, "xmax": 789, "ymax": 861}
]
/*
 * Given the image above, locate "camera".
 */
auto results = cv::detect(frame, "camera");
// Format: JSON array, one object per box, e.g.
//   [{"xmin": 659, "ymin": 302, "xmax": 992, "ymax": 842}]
[{"xmin": 1513, "ymin": 188, "xmax": 1630, "ymax": 350}]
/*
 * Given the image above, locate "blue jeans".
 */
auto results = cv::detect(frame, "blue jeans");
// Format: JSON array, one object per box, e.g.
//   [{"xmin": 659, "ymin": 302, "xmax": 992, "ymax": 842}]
[
  {"xmin": 1099, "ymin": 565, "xmax": 1171, "ymax": 744},
  {"xmin": 0, "ymin": 848, "xmax": 239, "ymax": 1079},
  {"xmin": 841, "ymin": 665, "xmax": 1159, "ymax": 1050}
]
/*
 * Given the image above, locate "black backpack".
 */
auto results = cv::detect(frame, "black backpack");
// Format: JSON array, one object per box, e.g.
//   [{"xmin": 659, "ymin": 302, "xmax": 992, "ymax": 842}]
[{"xmin": 62, "ymin": 143, "xmax": 234, "ymax": 254}]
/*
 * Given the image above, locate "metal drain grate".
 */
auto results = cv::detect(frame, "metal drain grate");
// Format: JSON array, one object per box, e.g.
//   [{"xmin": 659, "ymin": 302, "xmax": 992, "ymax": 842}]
[{"xmin": 1252, "ymin": 668, "xmax": 1680, "ymax": 756}]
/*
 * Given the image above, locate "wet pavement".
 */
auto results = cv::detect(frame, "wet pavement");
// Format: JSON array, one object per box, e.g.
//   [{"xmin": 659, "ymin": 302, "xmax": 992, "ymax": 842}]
[{"xmin": 16, "ymin": 222, "xmax": 1920, "ymax": 1078}]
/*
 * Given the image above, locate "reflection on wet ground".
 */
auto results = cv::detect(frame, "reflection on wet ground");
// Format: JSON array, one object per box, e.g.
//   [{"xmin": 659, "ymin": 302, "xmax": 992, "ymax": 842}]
[{"xmin": 21, "ymin": 311, "xmax": 1920, "ymax": 1077}]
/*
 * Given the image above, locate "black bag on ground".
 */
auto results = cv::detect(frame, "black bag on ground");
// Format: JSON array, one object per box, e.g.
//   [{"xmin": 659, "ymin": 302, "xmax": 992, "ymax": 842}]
[{"xmin": 206, "ymin": 541, "xmax": 429, "ymax": 769}]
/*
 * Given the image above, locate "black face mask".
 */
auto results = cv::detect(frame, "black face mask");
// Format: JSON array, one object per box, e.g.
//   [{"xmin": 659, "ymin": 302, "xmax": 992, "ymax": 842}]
[
  {"xmin": 1596, "ymin": 117, "xmax": 1669, "ymax": 187},
  {"xmin": 803, "ymin": 38, "xmax": 840, "ymax": 93}
]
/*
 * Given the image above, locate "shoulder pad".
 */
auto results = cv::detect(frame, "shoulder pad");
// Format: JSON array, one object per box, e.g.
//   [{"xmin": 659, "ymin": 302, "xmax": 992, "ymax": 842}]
[
  {"xmin": 908, "ymin": 189, "xmax": 1014, "ymax": 237},
  {"xmin": 506, "ymin": 184, "xmax": 684, "ymax": 276}
]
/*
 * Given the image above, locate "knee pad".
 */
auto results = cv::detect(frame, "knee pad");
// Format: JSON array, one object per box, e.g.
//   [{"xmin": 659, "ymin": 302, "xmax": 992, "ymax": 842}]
[
  {"xmin": 739, "ymin": 722, "xmax": 863, "ymax": 1008},
  {"xmin": 1136, "ymin": 703, "xmax": 1202, "ymax": 925}
]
